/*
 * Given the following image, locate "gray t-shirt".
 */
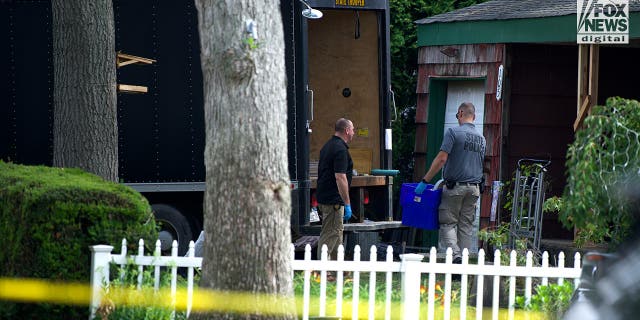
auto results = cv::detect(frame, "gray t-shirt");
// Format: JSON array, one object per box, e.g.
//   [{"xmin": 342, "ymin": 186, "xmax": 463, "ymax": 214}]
[{"xmin": 440, "ymin": 123, "xmax": 486, "ymax": 183}]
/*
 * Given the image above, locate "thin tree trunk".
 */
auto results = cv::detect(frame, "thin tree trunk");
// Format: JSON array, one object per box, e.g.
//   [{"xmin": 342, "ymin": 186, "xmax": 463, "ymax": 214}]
[
  {"xmin": 194, "ymin": 0, "xmax": 294, "ymax": 319},
  {"xmin": 51, "ymin": 0, "xmax": 118, "ymax": 182}
]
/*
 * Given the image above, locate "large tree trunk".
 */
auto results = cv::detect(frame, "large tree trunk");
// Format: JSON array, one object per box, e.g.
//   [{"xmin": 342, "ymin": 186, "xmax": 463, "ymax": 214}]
[
  {"xmin": 194, "ymin": 0, "xmax": 294, "ymax": 319},
  {"xmin": 51, "ymin": 0, "xmax": 118, "ymax": 182}
]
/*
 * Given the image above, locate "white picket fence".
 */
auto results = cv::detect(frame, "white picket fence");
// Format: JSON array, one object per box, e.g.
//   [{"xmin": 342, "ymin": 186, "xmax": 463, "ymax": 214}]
[
  {"xmin": 89, "ymin": 239, "xmax": 203, "ymax": 320},
  {"xmin": 89, "ymin": 239, "xmax": 582, "ymax": 320}
]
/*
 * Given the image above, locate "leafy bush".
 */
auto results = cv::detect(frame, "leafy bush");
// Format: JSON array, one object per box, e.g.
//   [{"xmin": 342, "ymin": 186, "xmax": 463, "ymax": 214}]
[
  {"xmin": 0, "ymin": 161, "xmax": 157, "ymax": 319},
  {"xmin": 478, "ymin": 223, "xmax": 535, "ymax": 266},
  {"xmin": 561, "ymin": 97, "xmax": 640, "ymax": 246},
  {"xmin": 478, "ymin": 223, "xmax": 511, "ymax": 250},
  {"xmin": 515, "ymin": 281, "xmax": 574, "ymax": 320},
  {"xmin": 542, "ymin": 196, "xmax": 563, "ymax": 214}
]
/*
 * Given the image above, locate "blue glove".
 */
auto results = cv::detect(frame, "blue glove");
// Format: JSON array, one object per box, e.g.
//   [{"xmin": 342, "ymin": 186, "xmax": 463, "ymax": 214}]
[
  {"xmin": 415, "ymin": 181, "xmax": 428, "ymax": 194},
  {"xmin": 344, "ymin": 204, "xmax": 352, "ymax": 222}
]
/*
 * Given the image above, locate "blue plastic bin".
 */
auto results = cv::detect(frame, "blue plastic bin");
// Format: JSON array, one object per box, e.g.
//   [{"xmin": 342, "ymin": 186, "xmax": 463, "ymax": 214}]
[{"xmin": 400, "ymin": 183, "xmax": 441, "ymax": 230}]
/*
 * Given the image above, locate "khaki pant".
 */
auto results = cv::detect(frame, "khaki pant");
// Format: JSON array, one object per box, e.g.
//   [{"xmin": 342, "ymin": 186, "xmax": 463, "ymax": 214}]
[
  {"xmin": 317, "ymin": 204, "xmax": 344, "ymax": 260},
  {"xmin": 438, "ymin": 185, "xmax": 479, "ymax": 259}
]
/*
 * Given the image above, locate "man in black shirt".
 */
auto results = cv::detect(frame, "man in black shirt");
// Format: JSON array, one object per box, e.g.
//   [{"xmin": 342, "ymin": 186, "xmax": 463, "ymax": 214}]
[{"xmin": 316, "ymin": 118, "xmax": 354, "ymax": 260}]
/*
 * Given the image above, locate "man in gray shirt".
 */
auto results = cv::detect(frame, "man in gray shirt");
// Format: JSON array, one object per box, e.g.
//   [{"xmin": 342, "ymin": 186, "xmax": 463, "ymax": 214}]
[{"xmin": 415, "ymin": 102, "xmax": 486, "ymax": 263}]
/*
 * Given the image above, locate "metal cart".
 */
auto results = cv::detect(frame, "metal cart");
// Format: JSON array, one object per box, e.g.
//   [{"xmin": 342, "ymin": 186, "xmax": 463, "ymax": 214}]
[{"xmin": 509, "ymin": 158, "xmax": 551, "ymax": 251}]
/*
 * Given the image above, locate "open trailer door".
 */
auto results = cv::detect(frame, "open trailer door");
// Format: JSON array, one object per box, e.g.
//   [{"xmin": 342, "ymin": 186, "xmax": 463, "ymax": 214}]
[{"xmin": 291, "ymin": 1, "xmax": 398, "ymax": 258}]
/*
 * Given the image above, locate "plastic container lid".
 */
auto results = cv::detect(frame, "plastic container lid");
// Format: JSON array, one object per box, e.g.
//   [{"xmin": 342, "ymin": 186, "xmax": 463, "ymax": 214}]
[{"xmin": 370, "ymin": 169, "xmax": 399, "ymax": 176}]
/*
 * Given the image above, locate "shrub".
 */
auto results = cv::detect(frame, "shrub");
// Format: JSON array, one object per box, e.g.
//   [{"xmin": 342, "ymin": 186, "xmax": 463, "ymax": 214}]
[
  {"xmin": 515, "ymin": 281, "xmax": 574, "ymax": 320},
  {"xmin": 561, "ymin": 97, "xmax": 640, "ymax": 247},
  {"xmin": 0, "ymin": 161, "xmax": 157, "ymax": 319}
]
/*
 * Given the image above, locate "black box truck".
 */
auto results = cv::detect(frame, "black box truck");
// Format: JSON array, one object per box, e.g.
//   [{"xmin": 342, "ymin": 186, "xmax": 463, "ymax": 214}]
[{"xmin": 1, "ymin": 0, "xmax": 398, "ymax": 255}]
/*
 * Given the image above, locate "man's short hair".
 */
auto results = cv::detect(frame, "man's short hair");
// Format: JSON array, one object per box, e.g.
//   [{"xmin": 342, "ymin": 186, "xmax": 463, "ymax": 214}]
[
  {"xmin": 335, "ymin": 118, "xmax": 351, "ymax": 132},
  {"xmin": 458, "ymin": 102, "xmax": 476, "ymax": 116}
]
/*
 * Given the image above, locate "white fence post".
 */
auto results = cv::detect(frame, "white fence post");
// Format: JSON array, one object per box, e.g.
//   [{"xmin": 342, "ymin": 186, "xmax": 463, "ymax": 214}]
[
  {"xmin": 427, "ymin": 247, "xmax": 436, "ymax": 320},
  {"xmin": 336, "ymin": 245, "xmax": 345, "ymax": 317},
  {"xmin": 400, "ymin": 253, "xmax": 424, "ymax": 320},
  {"xmin": 368, "ymin": 245, "xmax": 378, "ymax": 320},
  {"xmin": 302, "ymin": 244, "xmax": 312, "ymax": 320},
  {"xmin": 352, "ymin": 245, "xmax": 362, "ymax": 320},
  {"xmin": 525, "ymin": 251, "xmax": 533, "ymax": 305},
  {"xmin": 492, "ymin": 250, "xmax": 501, "ymax": 320},
  {"xmin": 137, "ymin": 239, "xmax": 144, "ymax": 289},
  {"xmin": 170, "ymin": 240, "xmax": 178, "ymax": 320},
  {"xmin": 89, "ymin": 245, "xmax": 114, "ymax": 320},
  {"xmin": 573, "ymin": 252, "xmax": 582, "ymax": 289},
  {"xmin": 476, "ymin": 249, "xmax": 486, "ymax": 320},
  {"xmin": 187, "ymin": 240, "xmax": 196, "ymax": 318},
  {"xmin": 384, "ymin": 246, "xmax": 394, "ymax": 320},
  {"xmin": 558, "ymin": 251, "xmax": 566, "ymax": 285}
]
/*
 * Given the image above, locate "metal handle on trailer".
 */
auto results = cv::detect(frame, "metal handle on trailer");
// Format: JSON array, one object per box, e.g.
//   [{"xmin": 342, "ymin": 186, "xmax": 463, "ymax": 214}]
[
  {"xmin": 307, "ymin": 85, "xmax": 314, "ymax": 121},
  {"xmin": 390, "ymin": 85, "xmax": 397, "ymax": 122},
  {"xmin": 306, "ymin": 85, "xmax": 314, "ymax": 132}
]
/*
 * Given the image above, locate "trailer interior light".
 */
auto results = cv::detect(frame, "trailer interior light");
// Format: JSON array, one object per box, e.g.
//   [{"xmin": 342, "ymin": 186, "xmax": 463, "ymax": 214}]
[{"xmin": 300, "ymin": 0, "xmax": 323, "ymax": 19}]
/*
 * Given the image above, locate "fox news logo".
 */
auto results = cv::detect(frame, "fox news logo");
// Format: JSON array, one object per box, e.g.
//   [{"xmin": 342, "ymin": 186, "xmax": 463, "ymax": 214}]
[{"xmin": 577, "ymin": 0, "xmax": 629, "ymax": 44}]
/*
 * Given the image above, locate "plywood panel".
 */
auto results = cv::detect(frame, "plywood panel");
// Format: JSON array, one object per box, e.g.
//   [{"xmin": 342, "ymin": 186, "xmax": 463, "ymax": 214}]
[
  {"xmin": 307, "ymin": 10, "xmax": 380, "ymax": 170},
  {"xmin": 350, "ymin": 148, "xmax": 372, "ymax": 175}
]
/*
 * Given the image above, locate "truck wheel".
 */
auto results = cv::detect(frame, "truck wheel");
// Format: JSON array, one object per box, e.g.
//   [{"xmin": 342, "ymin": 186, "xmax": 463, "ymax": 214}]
[{"xmin": 152, "ymin": 204, "xmax": 193, "ymax": 256}]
